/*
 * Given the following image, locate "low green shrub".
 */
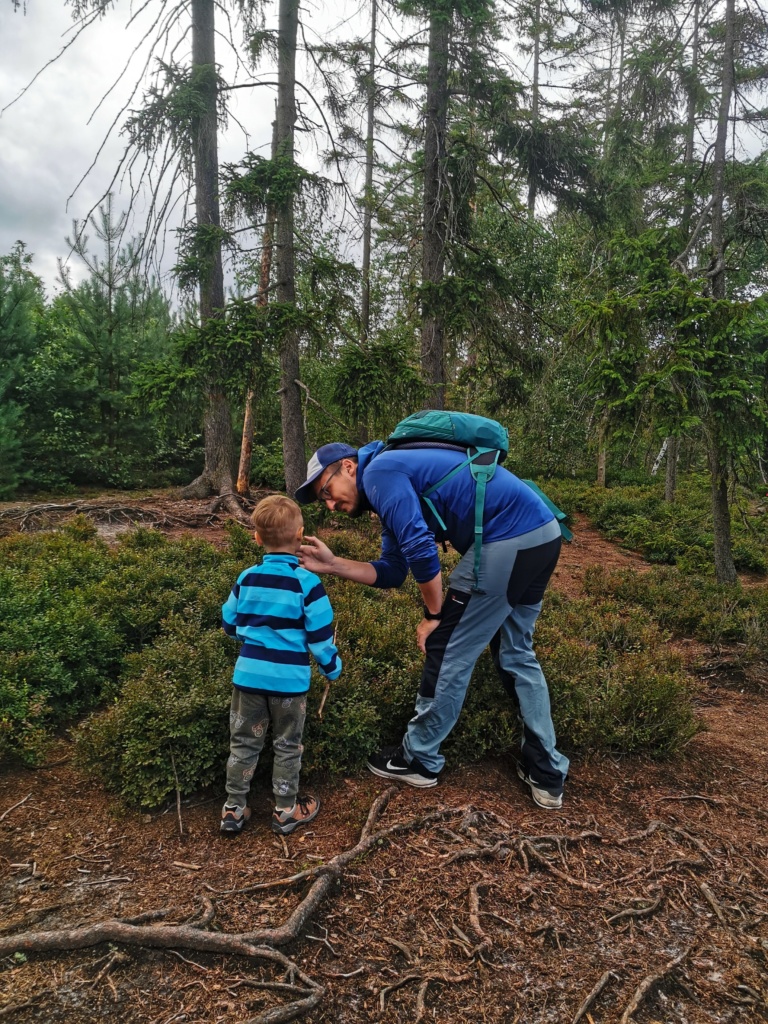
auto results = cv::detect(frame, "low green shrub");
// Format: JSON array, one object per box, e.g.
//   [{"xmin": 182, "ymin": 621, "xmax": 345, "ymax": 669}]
[
  {"xmin": 75, "ymin": 613, "xmax": 233, "ymax": 809},
  {"xmin": 583, "ymin": 564, "xmax": 768, "ymax": 660},
  {"xmin": 537, "ymin": 592, "xmax": 696, "ymax": 755},
  {"xmin": 2, "ymin": 510, "xmax": 700, "ymax": 802}
]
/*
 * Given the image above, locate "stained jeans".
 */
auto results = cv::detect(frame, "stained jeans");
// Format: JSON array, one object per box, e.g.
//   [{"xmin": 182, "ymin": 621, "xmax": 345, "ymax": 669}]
[{"xmin": 401, "ymin": 520, "xmax": 569, "ymax": 794}]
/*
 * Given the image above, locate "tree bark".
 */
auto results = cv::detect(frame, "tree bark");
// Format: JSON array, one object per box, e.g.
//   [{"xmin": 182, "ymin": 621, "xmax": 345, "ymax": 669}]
[
  {"xmin": 680, "ymin": 0, "xmax": 700, "ymax": 242},
  {"xmin": 182, "ymin": 0, "xmax": 235, "ymax": 499},
  {"xmin": 706, "ymin": 0, "xmax": 737, "ymax": 583},
  {"xmin": 360, "ymin": 0, "xmax": 377, "ymax": 343},
  {"xmin": 276, "ymin": 0, "xmax": 305, "ymax": 498},
  {"xmin": 236, "ymin": 115, "xmax": 278, "ymax": 497},
  {"xmin": 596, "ymin": 413, "xmax": 608, "ymax": 487},
  {"xmin": 707, "ymin": 437, "xmax": 737, "ymax": 584},
  {"xmin": 664, "ymin": 435, "xmax": 678, "ymax": 503},
  {"xmin": 527, "ymin": 0, "xmax": 541, "ymax": 219},
  {"xmin": 421, "ymin": 6, "xmax": 450, "ymax": 410},
  {"xmin": 710, "ymin": 0, "xmax": 735, "ymax": 303}
]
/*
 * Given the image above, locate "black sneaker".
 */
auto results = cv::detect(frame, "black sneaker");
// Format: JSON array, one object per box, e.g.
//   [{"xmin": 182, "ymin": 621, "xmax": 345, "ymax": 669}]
[
  {"xmin": 220, "ymin": 804, "xmax": 252, "ymax": 834},
  {"xmin": 367, "ymin": 745, "xmax": 438, "ymax": 788},
  {"xmin": 516, "ymin": 766, "xmax": 563, "ymax": 810}
]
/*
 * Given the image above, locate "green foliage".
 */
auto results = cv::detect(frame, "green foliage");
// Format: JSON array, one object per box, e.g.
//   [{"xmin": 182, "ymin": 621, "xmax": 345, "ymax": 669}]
[
  {"xmin": 537, "ymin": 592, "xmax": 697, "ymax": 754},
  {"xmin": 0, "ymin": 242, "xmax": 44, "ymax": 497},
  {"xmin": 124, "ymin": 60, "xmax": 226, "ymax": 156},
  {"xmin": 223, "ymin": 153, "xmax": 322, "ymax": 216},
  {"xmin": 1, "ymin": 512, "xmax": 701, "ymax": 800},
  {"xmin": 173, "ymin": 224, "xmax": 234, "ymax": 293},
  {"xmin": 582, "ymin": 565, "xmax": 768, "ymax": 664},
  {"xmin": 332, "ymin": 336, "xmax": 426, "ymax": 442},
  {"xmin": 546, "ymin": 476, "xmax": 768, "ymax": 575},
  {"xmin": 5, "ymin": 213, "xmax": 198, "ymax": 494},
  {"xmin": 250, "ymin": 439, "xmax": 285, "ymax": 490},
  {"xmin": 0, "ymin": 525, "xmax": 117, "ymax": 763},
  {"xmin": 75, "ymin": 614, "xmax": 232, "ymax": 809}
]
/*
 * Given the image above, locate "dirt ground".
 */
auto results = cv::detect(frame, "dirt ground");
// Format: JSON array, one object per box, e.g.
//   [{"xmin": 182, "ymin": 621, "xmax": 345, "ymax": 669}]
[{"xmin": 1, "ymin": 510, "xmax": 767, "ymax": 1024}]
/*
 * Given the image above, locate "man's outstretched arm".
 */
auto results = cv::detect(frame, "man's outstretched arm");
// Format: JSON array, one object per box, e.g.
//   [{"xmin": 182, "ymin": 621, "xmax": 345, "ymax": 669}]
[{"xmin": 299, "ymin": 535, "xmax": 378, "ymax": 585}]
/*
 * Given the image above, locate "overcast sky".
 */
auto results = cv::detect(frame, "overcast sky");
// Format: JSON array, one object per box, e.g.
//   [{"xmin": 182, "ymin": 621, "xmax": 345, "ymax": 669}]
[{"xmin": 0, "ymin": 1, "xmax": 277, "ymax": 295}]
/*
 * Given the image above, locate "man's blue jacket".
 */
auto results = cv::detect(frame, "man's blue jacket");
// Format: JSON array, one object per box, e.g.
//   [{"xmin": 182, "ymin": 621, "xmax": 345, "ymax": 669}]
[{"xmin": 357, "ymin": 441, "xmax": 555, "ymax": 588}]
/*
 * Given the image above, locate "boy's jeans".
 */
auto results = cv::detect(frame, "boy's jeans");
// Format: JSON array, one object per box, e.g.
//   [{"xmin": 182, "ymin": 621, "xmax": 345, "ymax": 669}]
[
  {"xmin": 225, "ymin": 688, "xmax": 308, "ymax": 810},
  {"xmin": 402, "ymin": 523, "xmax": 569, "ymax": 794}
]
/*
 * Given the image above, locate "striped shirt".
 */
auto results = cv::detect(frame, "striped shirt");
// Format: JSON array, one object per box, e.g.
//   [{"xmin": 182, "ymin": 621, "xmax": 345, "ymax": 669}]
[{"xmin": 222, "ymin": 553, "xmax": 341, "ymax": 694}]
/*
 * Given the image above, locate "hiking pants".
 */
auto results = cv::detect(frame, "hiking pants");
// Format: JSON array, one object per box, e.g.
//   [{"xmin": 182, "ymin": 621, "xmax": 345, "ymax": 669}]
[
  {"xmin": 401, "ymin": 519, "xmax": 570, "ymax": 794},
  {"xmin": 225, "ymin": 688, "xmax": 308, "ymax": 810}
]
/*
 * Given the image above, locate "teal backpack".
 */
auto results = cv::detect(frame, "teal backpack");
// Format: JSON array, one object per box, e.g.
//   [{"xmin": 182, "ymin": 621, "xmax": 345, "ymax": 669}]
[{"xmin": 383, "ymin": 410, "xmax": 571, "ymax": 592}]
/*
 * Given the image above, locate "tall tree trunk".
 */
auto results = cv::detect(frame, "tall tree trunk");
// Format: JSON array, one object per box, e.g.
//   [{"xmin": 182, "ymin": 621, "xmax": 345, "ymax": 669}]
[
  {"xmin": 664, "ymin": 435, "xmax": 678, "ymax": 503},
  {"xmin": 183, "ymin": 0, "xmax": 234, "ymax": 500},
  {"xmin": 276, "ymin": 0, "xmax": 305, "ymax": 497},
  {"xmin": 596, "ymin": 412, "xmax": 608, "ymax": 487},
  {"xmin": 680, "ymin": 0, "xmax": 700, "ymax": 240},
  {"xmin": 706, "ymin": 0, "xmax": 737, "ymax": 583},
  {"xmin": 707, "ymin": 438, "xmax": 737, "ymax": 583},
  {"xmin": 421, "ymin": 7, "xmax": 450, "ymax": 410},
  {"xmin": 527, "ymin": 0, "xmax": 541, "ymax": 219},
  {"xmin": 361, "ymin": 0, "xmax": 377, "ymax": 343},
  {"xmin": 236, "ymin": 114, "xmax": 278, "ymax": 497}
]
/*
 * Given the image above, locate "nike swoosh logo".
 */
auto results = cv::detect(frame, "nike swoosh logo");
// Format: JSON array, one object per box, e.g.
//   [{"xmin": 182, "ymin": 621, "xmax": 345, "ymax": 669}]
[{"xmin": 386, "ymin": 760, "xmax": 405, "ymax": 771}]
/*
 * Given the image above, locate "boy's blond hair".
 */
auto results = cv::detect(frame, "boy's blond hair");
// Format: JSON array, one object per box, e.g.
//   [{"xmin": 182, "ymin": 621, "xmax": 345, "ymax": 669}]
[{"xmin": 252, "ymin": 494, "xmax": 304, "ymax": 549}]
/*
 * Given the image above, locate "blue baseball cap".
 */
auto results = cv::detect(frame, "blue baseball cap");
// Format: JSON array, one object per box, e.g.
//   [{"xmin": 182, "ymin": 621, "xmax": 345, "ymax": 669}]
[{"xmin": 295, "ymin": 443, "xmax": 358, "ymax": 504}]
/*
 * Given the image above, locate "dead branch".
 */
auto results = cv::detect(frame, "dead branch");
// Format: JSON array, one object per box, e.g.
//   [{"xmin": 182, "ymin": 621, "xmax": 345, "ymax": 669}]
[
  {"xmin": 615, "ymin": 820, "xmax": 664, "ymax": 846},
  {"xmin": 0, "ymin": 793, "xmax": 32, "ymax": 821},
  {"xmin": 382, "ymin": 936, "xmax": 414, "ymax": 962},
  {"xmin": 699, "ymin": 882, "xmax": 728, "ymax": 925},
  {"xmin": 518, "ymin": 839, "xmax": 602, "ymax": 892},
  {"xmin": 378, "ymin": 971, "xmax": 471, "ymax": 1012},
  {"xmin": 607, "ymin": 893, "xmax": 664, "ymax": 925},
  {"xmin": 468, "ymin": 880, "xmax": 494, "ymax": 952},
  {"xmin": 242, "ymin": 990, "xmax": 324, "ymax": 1024},
  {"xmin": 619, "ymin": 947, "xmax": 691, "ymax": 1023},
  {"xmin": 0, "ymin": 789, "xmax": 484, "ymax": 1021},
  {"xmin": 571, "ymin": 969, "xmax": 618, "ymax": 1024},
  {"xmin": 235, "ymin": 795, "xmax": 470, "ymax": 894},
  {"xmin": 169, "ymin": 748, "xmax": 183, "ymax": 837},
  {"xmin": 443, "ymin": 840, "xmax": 509, "ymax": 866}
]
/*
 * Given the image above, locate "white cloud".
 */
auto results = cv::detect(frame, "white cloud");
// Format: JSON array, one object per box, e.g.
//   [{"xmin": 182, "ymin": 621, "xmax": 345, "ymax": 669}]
[{"xmin": 0, "ymin": 2, "xmax": 275, "ymax": 294}]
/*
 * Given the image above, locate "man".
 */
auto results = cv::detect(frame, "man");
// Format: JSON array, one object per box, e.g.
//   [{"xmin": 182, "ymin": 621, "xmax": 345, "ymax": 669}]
[{"xmin": 295, "ymin": 438, "xmax": 569, "ymax": 809}]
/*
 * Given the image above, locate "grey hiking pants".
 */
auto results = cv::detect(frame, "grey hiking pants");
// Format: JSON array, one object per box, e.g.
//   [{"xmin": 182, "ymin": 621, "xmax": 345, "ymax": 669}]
[
  {"xmin": 401, "ymin": 519, "xmax": 569, "ymax": 794},
  {"xmin": 225, "ymin": 688, "xmax": 308, "ymax": 810}
]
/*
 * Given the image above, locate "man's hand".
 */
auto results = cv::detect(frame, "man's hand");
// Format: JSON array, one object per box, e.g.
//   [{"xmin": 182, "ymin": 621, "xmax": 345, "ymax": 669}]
[
  {"xmin": 416, "ymin": 616, "xmax": 441, "ymax": 653},
  {"xmin": 299, "ymin": 535, "xmax": 336, "ymax": 574}
]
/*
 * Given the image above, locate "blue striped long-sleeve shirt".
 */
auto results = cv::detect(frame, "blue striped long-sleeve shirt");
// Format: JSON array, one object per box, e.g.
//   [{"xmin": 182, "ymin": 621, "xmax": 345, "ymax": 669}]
[{"xmin": 222, "ymin": 553, "xmax": 341, "ymax": 694}]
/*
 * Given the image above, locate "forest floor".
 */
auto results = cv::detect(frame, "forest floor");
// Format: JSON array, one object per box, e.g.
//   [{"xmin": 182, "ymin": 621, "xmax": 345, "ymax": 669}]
[{"xmin": 0, "ymin": 503, "xmax": 767, "ymax": 1024}]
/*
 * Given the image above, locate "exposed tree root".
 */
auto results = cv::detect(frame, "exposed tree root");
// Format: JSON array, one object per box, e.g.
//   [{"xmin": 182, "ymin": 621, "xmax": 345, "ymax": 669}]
[{"xmin": 0, "ymin": 787, "xmax": 481, "ymax": 1022}]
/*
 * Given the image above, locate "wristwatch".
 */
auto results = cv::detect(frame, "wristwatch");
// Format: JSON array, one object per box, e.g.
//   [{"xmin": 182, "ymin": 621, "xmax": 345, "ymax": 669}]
[{"xmin": 422, "ymin": 606, "xmax": 443, "ymax": 621}]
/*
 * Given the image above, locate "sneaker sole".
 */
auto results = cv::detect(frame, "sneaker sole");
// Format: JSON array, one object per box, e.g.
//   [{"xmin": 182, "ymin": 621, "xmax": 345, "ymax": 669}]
[
  {"xmin": 367, "ymin": 762, "xmax": 438, "ymax": 788},
  {"xmin": 271, "ymin": 803, "xmax": 320, "ymax": 836}
]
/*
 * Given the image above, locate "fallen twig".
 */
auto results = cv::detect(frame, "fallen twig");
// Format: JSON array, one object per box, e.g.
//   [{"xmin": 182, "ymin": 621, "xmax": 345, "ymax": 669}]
[
  {"xmin": 0, "ymin": 793, "xmax": 31, "ymax": 822},
  {"xmin": 607, "ymin": 893, "xmax": 664, "ymax": 925},
  {"xmin": 518, "ymin": 839, "xmax": 601, "ymax": 892},
  {"xmin": 169, "ymin": 748, "xmax": 183, "ymax": 837},
  {"xmin": 382, "ymin": 936, "xmax": 414, "ymax": 962},
  {"xmin": 571, "ymin": 969, "xmax": 618, "ymax": 1024},
  {"xmin": 619, "ymin": 948, "xmax": 691, "ymax": 1023},
  {"xmin": 699, "ymin": 882, "xmax": 728, "ymax": 925}
]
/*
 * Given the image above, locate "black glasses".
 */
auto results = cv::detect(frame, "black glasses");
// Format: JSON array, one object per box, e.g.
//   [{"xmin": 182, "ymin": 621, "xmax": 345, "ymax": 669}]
[{"xmin": 318, "ymin": 464, "xmax": 342, "ymax": 500}]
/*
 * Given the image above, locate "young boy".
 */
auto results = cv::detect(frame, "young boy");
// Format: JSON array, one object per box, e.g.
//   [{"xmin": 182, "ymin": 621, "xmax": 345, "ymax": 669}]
[{"xmin": 220, "ymin": 495, "xmax": 341, "ymax": 836}]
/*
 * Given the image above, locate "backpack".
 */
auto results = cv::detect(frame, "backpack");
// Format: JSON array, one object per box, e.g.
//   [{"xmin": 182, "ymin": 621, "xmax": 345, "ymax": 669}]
[{"xmin": 383, "ymin": 410, "xmax": 570, "ymax": 592}]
